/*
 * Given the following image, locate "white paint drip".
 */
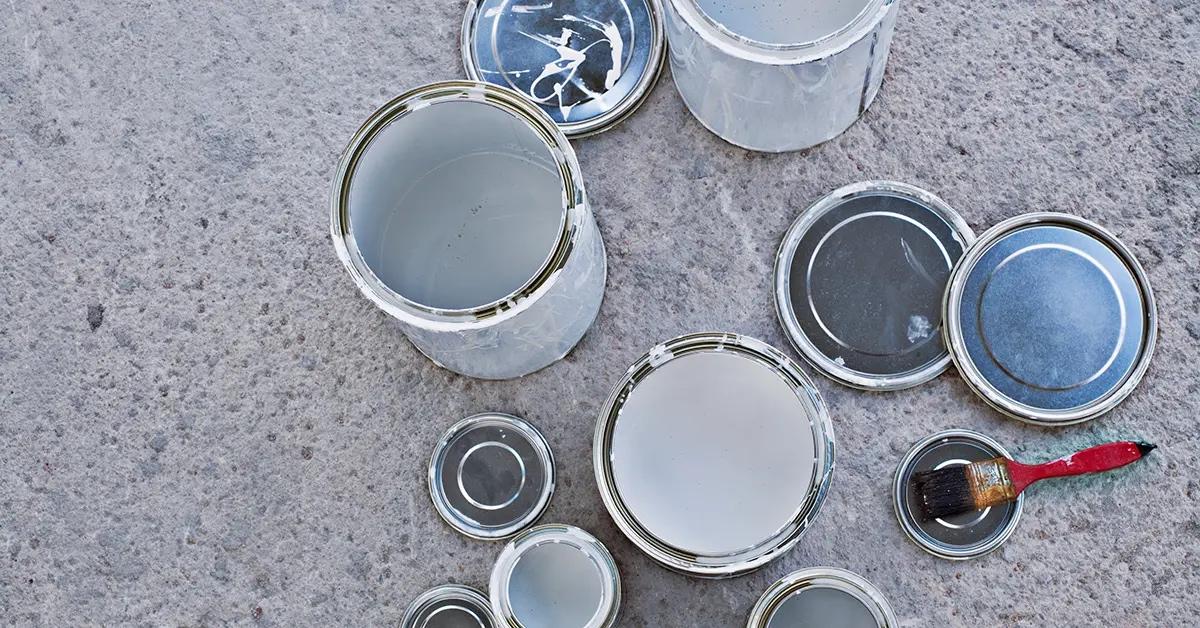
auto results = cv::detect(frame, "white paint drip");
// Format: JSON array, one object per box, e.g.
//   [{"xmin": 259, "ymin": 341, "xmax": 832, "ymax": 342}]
[
  {"xmin": 907, "ymin": 315, "xmax": 932, "ymax": 344},
  {"xmin": 519, "ymin": 9, "xmax": 627, "ymax": 119}
]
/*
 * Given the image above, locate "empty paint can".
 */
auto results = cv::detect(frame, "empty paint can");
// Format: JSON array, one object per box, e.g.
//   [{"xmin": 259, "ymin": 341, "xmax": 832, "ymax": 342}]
[
  {"xmin": 331, "ymin": 81, "xmax": 606, "ymax": 380},
  {"xmin": 402, "ymin": 584, "xmax": 498, "ymax": 628},
  {"xmin": 664, "ymin": 0, "xmax": 899, "ymax": 152},
  {"xmin": 775, "ymin": 181, "xmax": 974, "ymax": 391},
  {"xmin": 892, "ymin": 429, "xmax": 1023, "ymax": 560},
  {"xmin": 944, "ymin": 213, "xmax": 1157, "ymax": 425},
  {"xmin": 747, "ymin": 567, "xmax": 897, "ymax": 628},
  {"xmin": 489, "ymin": 524, "xmax": 621, "ymax": 628},
  {"xmin": 593, "ymin": 332, "xmax": 835, "ymax": 578}
]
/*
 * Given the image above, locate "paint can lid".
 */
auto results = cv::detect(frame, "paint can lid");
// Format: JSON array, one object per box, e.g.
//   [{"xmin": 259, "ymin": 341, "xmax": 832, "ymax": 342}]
[
  {"xmin": 401, "ymin": 584, "xmax": 498, "ymax": 628},
  {"xmin": 490, "ymin": 524, "xmax": 621, "ymax": 628},
  {"xmin": 593, "ymin": 332, "xmax": 835, "ymax": 578},
  {"xmin": 462, "ymin": 0, "xmax": 665, "ymax": 137},
  {"xmin": 428, "ymin": 413, "xmax": 555, "ymax": 540},
  {"xmin": 944, "ymin": 213, "xmax": 1157, "ymax": 425},
  {"xmin": 892, "ymin": 429, "xmax": 1023, "ymax": 560},
  {"xmin": 747, "ymin": 567, "xmax": 898, "ymax": 628},
  {"xmin": 775, "ymin": 181, "xmax": 975, "ymax": 391}
]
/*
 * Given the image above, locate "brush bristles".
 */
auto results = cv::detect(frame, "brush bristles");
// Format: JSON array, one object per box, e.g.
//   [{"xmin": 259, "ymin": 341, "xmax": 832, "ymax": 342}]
[{"xmin": 911, "ymin": 466, "xmax": 975, "ymax": 520}]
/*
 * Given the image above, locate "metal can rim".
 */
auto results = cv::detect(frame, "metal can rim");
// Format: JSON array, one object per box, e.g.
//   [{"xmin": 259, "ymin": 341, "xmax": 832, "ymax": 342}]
[
  {"xmin": 592, "ymin": 332, "xmax": 836, "ymax": 578},
  {"xmin": 329, "ymin": 80, "xmax": 589, "ymax": 331},
  {"xmin": 489, "ymin": 523, "xmax": 622, "ymax": 628},
  {"xmin": 461, "ymin": 0, "xmax": 667, "ymax": 138},
  {"xmin": 427, "ymin": 413, "xmax": 556, "ymax": 541},
  {"xmin": 401, "ymin": 584, "xmax": 498, "ymax": 628},
  {"xmin": 667, "ymin": 0, "xmax": 896, "ymax": 65},
  {"xmin": 745, "ymin": 567, "xmax": 898, "ymax": 628},
  {"xmin": 942, "ymin": 212, "xmax": 1158, "ymax": 426},
  {"xmin": 891, "ymin": 429, "xmax": 1024, "ymax": 560},
  {"xmin": 773, "ymin": 180, "xmax": 976, "ymax": 392}
]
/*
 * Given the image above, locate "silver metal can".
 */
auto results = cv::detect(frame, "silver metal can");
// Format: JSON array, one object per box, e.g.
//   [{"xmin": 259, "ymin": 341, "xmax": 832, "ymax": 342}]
[
  {"xmin": 746, "ymin": 567, "xmax": 897, "ymax": 627},
  {"xmin": 664, "ymin": 0, "xmax": 900, "ymax": 152},
  {"xmin": 331, "ymin": 81, "xmax": 606, "ymax": 380},
  {"xmin": 402, "ymin": 584, "xmax": 498, "ymax": 628}
]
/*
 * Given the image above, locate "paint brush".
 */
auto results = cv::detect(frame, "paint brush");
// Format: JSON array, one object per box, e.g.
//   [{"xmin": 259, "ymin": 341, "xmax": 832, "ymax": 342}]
[{"xmin": 911, "ymin": 441, "xmax": 1155, "ymax": 520}]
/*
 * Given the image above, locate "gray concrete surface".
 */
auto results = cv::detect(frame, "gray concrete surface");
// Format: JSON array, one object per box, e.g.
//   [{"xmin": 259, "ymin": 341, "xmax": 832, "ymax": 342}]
[{"xmin": 2, "ymin": 1, "xmax": 1198, "ymax": 626}]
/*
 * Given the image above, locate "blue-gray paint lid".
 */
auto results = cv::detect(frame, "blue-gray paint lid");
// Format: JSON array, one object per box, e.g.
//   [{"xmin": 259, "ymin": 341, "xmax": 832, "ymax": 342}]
[
  {"xmin": 462, "ymin": 0, "xmax": 665, "ymax": 137},
  {"xmin": 944, "ymin": 213, "xmax": 1157, "ymax": 425}
]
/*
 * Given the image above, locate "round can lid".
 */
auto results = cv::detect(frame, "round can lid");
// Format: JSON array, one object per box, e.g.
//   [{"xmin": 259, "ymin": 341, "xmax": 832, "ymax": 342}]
[
  {"xmin": 892, "ymin": 429, "xmax": 1023, "ymax": 560},
  {"xmin": 402, "ymin": 584, "xmax": 498, "ymax": 628},
  {"xmin": 775, "ymin": 181, "xmax": 975, "ymax": 391},
  {"xmin": 490, "ymin": 524, "xmax": 622, "ymax": 628},
  {"xmin": 746, "ymin": 567, "xmax": 897, "ymax": 628},
  {"xmin": 462, "ymin": 0, "xmax": 665, "ymax": 137},
  {"xmin": 593, "ymin": 332, "xmax": 835, "ymax": 578},
  {"xmin": 944, "ymin": 213, "xmax": 1157, "ymax": 425},
  {"xmin": 428, "ymin": 413, "xmax": 555, "ymax": 540}
]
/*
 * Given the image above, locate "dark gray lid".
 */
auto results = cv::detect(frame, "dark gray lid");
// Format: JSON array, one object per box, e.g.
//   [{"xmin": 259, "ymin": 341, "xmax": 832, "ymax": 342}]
[
  {"xmin": 462, "ymin": 0, "xmax": 665, "ymax": 137},
  {"xmin": 402, "ymin": 584, "xmax": 498, "ymax": 628},
  {"xmin": 428, "ymin": 413, "xmax": 555, "ymax": 540},
  {"xmin": 944, "ymin": 213, "xmax": 1157, "ymax": 425},
  {"xmin": 775, "ymin": 181, "xmax": 975, "ymax": 391}
]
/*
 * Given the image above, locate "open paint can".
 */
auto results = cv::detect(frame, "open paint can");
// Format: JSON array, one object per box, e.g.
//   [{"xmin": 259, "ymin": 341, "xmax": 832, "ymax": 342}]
[
  {"xmin": 402, "ymin": 584, "xmax": 498, "ymax": 628},
  {"xmin": 775, "ymin": 181, "xmax": 974, "ymax": 391},
  {"xmin": 330, "ymin": 81, "xmax": 606, "ymax": 380},
  {"xmin": 594, "ymin": 332, "xmax": 835, "ymax": 578},
  {"xmin": 893, "ymin": 429, "xmax": 1023, "ymax": 560},
  {"xmin": 944, "ymin": 213, "xmax": 1157, "ymax": 425},
  {"xmin": 747, "ymin": 567, "xmax": 897, "ymax": 628},
  {"xmin": 489, "ymin": 524, "xmax": 621, "ymax": 628},
  {"xmin": 664, "ymin": 0, "xmax": 899, "ymax": 152}
]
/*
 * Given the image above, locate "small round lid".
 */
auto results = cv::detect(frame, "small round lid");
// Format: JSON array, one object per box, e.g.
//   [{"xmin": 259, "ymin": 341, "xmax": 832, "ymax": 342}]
[
  {"xmin": 944, "ymin": 213, "xmax": 1157, "ymax": 425},
  {"xmin": 594, "ymin": 332, "xmax": 835, "ymax": 578},
  {"xmin": 402, "ymin": 584, "xmax": 498, "ymax": 628},
  {"xmin": 775, "ymin": 181, "xmax": 975, "ymax": 391},
  {"xmin": 428, "ymin": 413, "xmax": 555, "ymax": 540},
  {"xmin": 462, "ymin": 0, "xmax": 665, "ymax": 137},
  {"xmin": 892, "ymin": 429, "xmax": 1023, "ymax": 560},
  {"xmin": 746, "ymin": 567, "xmax": 897, "ymax": 628},
  {"xmin": 490, "ymin": 524, "xmax": 622, "ymax": 628}
]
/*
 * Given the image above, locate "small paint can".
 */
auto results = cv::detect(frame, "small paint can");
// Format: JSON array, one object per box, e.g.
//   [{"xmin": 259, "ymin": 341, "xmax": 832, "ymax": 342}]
[
  {"xmin": 330, "ymin": 81, "xmax": 606, "ymax": 380},
  {"xmin": 747, "ymin": 567, "xmax": 897, "ymax": 628},
  {"xmin": 462, "ymin": 0, "xmax": 666, "ymax": 137},
  {"xmin": 489, "ymin": 524, "xmax": 621, "ymax": 628},
  {"xmin": 663, "ymin": 0, "xmax": 900, "ymax": 152},
  {"xmin": 402, "ymin": 584, "xmax": 498, "ymax": 628},
  {"xmin": 775, "ymin": 181, "xmax": 974, "ymax": 391},
  {"xmin": 593, "ymin": 332, "xmax": 835, "ymax": 578},
  {"xmin": 944, "ymin": 213, "xmax": 1157, "ymax": 425},
  {"xmin": 892, "ymin": 429, "xmax": 1023, "ymax": 560},
  {"xmin": 428, "ymin": 413, "xmax": 555, "ymax": 540}
]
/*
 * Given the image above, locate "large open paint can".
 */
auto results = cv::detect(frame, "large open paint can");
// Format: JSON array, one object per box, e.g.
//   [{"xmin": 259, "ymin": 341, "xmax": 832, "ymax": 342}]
[
  {"xmin": 331, "ymin": 81, "xmax": 606, "ymax": 380},
  {"xmin": 664, "ymin": 0, "xmax": 900, "ymax": 152}
]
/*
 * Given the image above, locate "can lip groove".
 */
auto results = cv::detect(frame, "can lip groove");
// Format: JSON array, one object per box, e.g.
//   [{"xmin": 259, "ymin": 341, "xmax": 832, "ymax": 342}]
[
  {"xmin": 330, "ymin": 80, "xmax": 588, "ymax": 329},
  {"xmin": 942, "ymin": 212, "xmax": 1158, "ymax": 425},
  {"xmin": 592, "ymin": 332, "xmax": 836, "ymax": 578},
  {"xmin": 746, "ymin": 567, "xmax": 898, "ymax": 628}
]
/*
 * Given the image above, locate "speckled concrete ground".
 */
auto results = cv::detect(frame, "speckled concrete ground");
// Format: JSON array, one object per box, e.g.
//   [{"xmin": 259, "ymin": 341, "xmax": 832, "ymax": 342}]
[{"xmin": 2, "ymin": 1, "xmax": 1199, "ymax": 626}]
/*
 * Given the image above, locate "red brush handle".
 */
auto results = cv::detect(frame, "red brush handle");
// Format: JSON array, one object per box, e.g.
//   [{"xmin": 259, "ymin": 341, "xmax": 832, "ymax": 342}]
[{"xmin": 1007, "ymin": 441, "xmax": 1151, "ymax": 495}]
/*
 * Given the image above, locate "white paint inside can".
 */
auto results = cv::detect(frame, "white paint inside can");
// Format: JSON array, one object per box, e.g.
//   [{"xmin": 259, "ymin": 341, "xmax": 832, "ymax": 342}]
[
  {"xmin": 694, "ymin": 0, "xmax": 874, "ymax": 46},
  {"xmin": 506, "ymin": 541, "xmax": 605, "ymax": 628},
  {"xmin": 767, "ymin": 586, "xmax": 878, "ymax": 627},
  {"xmin": 348, "ymin": 100, "xmax": 565, "ymax": 311}
]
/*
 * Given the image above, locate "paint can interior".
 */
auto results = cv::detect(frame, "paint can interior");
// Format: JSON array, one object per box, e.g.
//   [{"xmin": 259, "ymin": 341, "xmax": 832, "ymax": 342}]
[
  {"xmin": 330, "ymin": 81, "xmax": 606, "ymax": 380},
  {"xmin": 593, "ymin": 332, "xmax": 835, "ymax": 578},
  {"xmin": 489, "ymin": 524, "xmax": 621, "ymax": 628},
  {"xmin": 746, "ymin": 567, "xmax": 897, "ymax": 628},
  {"xmin": 428, "ymin": 413, "xmax": 555, "ymax": 540},
  {"xmin": 462, "ymin": 0, "xmax": 666, "ymax": 137},
  {"xmin": 944, "ymin": 213, "xmax": 1157, "ymax": 425},
  {"xmin": 775, "ymin": 181, "xmax": 974, "ymax": 391},
  {"xmin": 402, "ymin": 584, "xmax": 498, "ymax": 628},
  {"xmin": 664, "ymin": 0, "xmax": 900, "ymax": 151},
  {"xmin": 892, "ymin": 429, "xmax": 1023, "ymax": 560}
]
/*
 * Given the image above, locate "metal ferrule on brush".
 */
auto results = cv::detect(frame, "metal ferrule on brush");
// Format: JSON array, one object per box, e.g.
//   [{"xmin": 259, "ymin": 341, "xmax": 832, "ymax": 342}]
[{"xmin": 967, "ymin": 458, "xmax": 1017, "ymax": 509}]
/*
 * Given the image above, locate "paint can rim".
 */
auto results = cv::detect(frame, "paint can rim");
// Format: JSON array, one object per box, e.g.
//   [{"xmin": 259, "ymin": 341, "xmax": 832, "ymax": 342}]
[
  {"xmin": 746, "ymin": 567, "xmax": 898, "ymax": 628},
  {"xmin": 401, "ymin": 584, "xmax": 498, "ymax": 628}
]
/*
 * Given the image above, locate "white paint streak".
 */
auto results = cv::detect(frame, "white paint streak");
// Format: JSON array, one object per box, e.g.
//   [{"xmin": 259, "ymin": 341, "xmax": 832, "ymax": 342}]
[{"xmin": 519, "ymin": 8, "xmax": 627, "ymax": 119}]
